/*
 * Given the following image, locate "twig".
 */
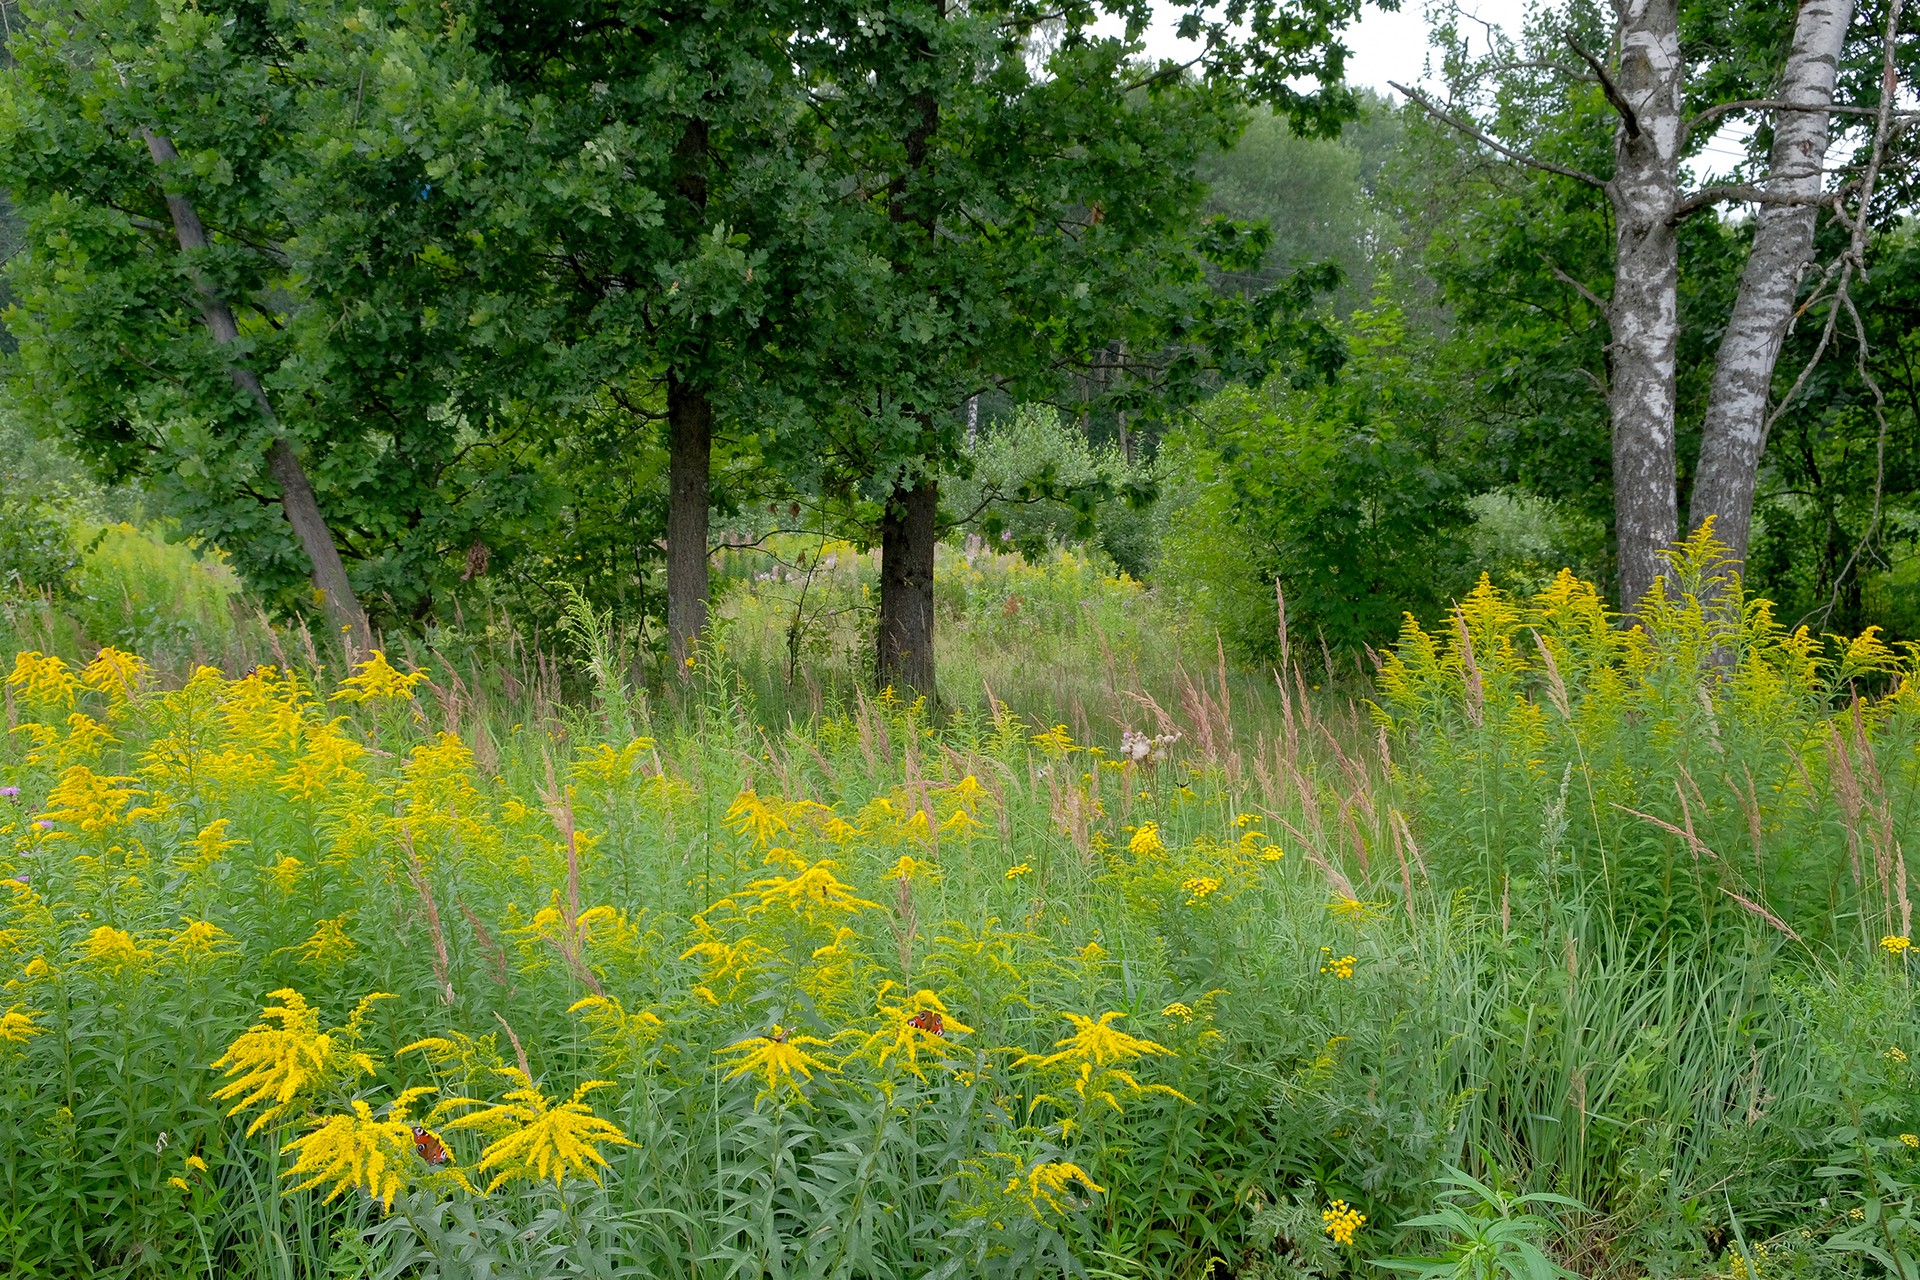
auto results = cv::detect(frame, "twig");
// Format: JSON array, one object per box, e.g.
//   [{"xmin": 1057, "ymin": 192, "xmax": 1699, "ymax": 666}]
[
  {"xmin": 1563, "ymin": 36, "xmax": 1638, "ymax": 137},
  {"xmin": 1390, "ymin": 81, "xmax": 1609, "ymax": 189}
]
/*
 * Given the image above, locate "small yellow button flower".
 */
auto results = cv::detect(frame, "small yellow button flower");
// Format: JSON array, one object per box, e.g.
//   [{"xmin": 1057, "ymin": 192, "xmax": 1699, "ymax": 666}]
[
  {"xmin": 1322, "ymin": 1199, "xmax": 1365, "ymax": 1245},
  {"xmin": 1881, "ymin": 935, "xmax": 1912, "ymax": 955},
  {"xmin": 1005, "ymin": 862, "xmax": 1031, "ymax": 880}
]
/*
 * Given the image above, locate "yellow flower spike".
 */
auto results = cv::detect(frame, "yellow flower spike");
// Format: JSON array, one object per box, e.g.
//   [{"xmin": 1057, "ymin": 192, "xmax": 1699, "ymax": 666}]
[
  {"xmin": 285, "ymin": 916, "xmax": 357, "ymax": 970},
  {"xmin": 80, "ymin": 648, "xmax": 147, "ymax": 703},
  {"xmin": 167, "ymin": 918, "xmax": 236, "ymax": 963},
  {"xmin": 79, "ymin": 926, "xmax": 155, "ymax": 975},
  {"xmin": 330, "ymin": 651, "xmax": 427, "ymax": 703},
  {"xmin": 39, "ymin": 766, "xmax": 143, "ymax": 838},
  {"xmin": 1128, "ymin": 822, "xmax": 1164, "ymax": 855},
  {"xmin": 723, "ymin": 790, "xmax": 791, "ymax": 847},
  {"xmin": 1005, "ymin": 1160, "xmax": 1105, "ymax": 1218},
  {"xmin": 186, "ymin": 1155, "xmax": 209, "ymax": 1174},
  {"xmin": 849, "ymin": 986, "xmax": 975, "ymax": 1083},
  {"xmin": 268, "ymin": 857, "xmax": 304, "ymax": 895},
  {"xmin": 6, "ymin": 652, "xmax": 80, "ymax": 709},
  {"xmin": 212, "ymin": 990, "xmax": 390, "ymax": 1136},
  {"xmin": 887, "ymin": 854, "xmax": 942, "ymax": 884},
  {"xmin": 440, "ymin": 1071, "xmax": 636, "ymax": 1191},
  {"xmin": 0, "ymin": 1005, "xmax": 44, "ymax": 1043},
  {"xmin": 1161, "ymin": 1002, "xmax": 1193, "ymax": 1021},
  {"xmin": 1022, "ymin": 1011, "xmax": 1175, "ymax": 1070},
  {"xmin": 715, "ymin": 1028, "xmax": 838, "ymax": 1103},
  {"xmin": 1327, "ymin": 896, "xmax": 1384, "ymax": 924},
  {"xmin": 740, "ymin": 859, "xmax": 879, "ymax": 922},
  {"xmin": 279, "ymin": 1099, "xmax": 416, "ymax": 1210}
]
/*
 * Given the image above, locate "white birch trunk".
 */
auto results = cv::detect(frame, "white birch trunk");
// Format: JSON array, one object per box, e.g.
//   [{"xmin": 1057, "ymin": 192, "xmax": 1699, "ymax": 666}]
[
  {"xmin": 1607, "ymin": 0, "xmax": 1685, "ymax": 611},
  {"xmin": 1689, "ymin": 0, "xmax": 1855, "ymax": 566}
]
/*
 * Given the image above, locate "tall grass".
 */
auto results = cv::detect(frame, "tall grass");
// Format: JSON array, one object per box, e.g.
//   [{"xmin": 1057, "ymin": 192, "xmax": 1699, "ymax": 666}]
[{"xmin": 0, "ymin": 530, "xmax": 1916, "ymax": 1279}]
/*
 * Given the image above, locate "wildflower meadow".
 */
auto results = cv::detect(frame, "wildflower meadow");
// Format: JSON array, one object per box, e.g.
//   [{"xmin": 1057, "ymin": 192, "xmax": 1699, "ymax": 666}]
[{"xmin": 4, "ymin": 533, "xmax": 1920, "ymax": 1279}]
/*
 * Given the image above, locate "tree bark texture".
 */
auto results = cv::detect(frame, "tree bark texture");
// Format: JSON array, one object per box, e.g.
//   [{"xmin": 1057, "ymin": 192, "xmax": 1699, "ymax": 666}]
[
  {"xmin": 873, "ymin": 33, "xmax": 944, "ymax": 696},
  {"xmin": 877, "ymin": 473, "xmax": 938, "ymax": 699},
  {"xmin": 1605, "ymin": 0, "xmax": 1685, "ymax": 612},
  {"xmin": 666, "ymin": 116, "xmax": 713, "ymax": 669},
  {"xmin": 666, "ymin": 372, "xmax": 712, "ymax": 666},
  {"xmin": 141, "ymin": 132, "xmax": 370, "ymax": 650},
  {"xmin": 1690, "ymin": 0, "xmax": 1855, "ymax": 566}
]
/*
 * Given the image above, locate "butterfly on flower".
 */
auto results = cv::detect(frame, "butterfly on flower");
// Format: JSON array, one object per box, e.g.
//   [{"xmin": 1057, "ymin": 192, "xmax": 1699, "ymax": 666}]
[
  {"xmin": 411, "ymin": 1125, "xmax": 450, "ymax": 1166},
  {"xmin": 769, "ymin": 1024, "xmax": 790, "ymax": 1044},
  {"xmin": 908, "ymin": 1009, "xmax": 946, "ymax": 1037}
]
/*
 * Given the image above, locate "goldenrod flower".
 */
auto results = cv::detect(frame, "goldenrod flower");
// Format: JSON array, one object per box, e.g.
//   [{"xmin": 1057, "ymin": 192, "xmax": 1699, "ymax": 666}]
[
  {"xmin": 0, "ymin": 1005, "xmax": 43, "ymax": 1043},
  {"xmin": 269, "ymin": 857, "xmax": 304, "ymax": 895},
  {"xmin": 289, "ymin": 916, "xmax": 357, "ymax": 970},
  {"xmin": 1881, "ymin": 935, "xmax": 1912, "ymax": 955},
  {"xmin": 6, "ymin": 652, "xmax": 79, "ymax": 709},
  {"xmin": 280, "ymin": 1099, "xmax": 416, "ymax": 1210},
  {"xmin": 330, "ymin": 651, "xmax": 426, "ymax": 703},
  {"xmin": 167, "ymin": 1176, "xmax": 191, "ymax": 1193},
  {"xmin": 849, "ymin": 987, "xmax": 974, "ymax": 1083},
  {"xmin": 715, "ymin": 1028, "xmax": 837, "ymax": 1102},
  {"xmin": 80, "ymin": 926, "xmax": 154, "ymax": 975},
  {"xmin": 166, "ymin": 919, "xmax": 235, "ymax": 963},
  {"xmin": 80, "ymin": 648, "xmax": 147, "ymax": 703},
  {"xmin": 1889, "ymin": 1047, "xmax": 1909, "ymax": 1063},
  {"xmin": 1161, "ymin": 1002, "xmax": 1193, "ymax": 1021},
  {"xmin": 887, "ymin": 854, "xmax": 941, "ymax": 883},
  {"xmin": 212, "ymin": 990, "xmax": 389, "ymax": 1135},
  {"xmin": 1327, "ymin": 896, "xmax": 1382, "ymax": 924},
  {"xmin": 724, "ymin": 790, "xmax": 791, "ymax": 847},
  {"xmin": 1030, "ymin": 724, "xmax": 1077, "ymax": 756},
  {"xmin": 1005, "ymin": 1160, "xmax": 1104, "ymax": 1218},
  {"xmin": 39, "ymin": 766, "xmax": 143, "ymax": 837},
  {"xmin": 440, "ymin": 1070, "xmax": 635, "ymax": 1191},
  {"xmin": 1128, "ymin": 822, "xmax": 1164, "ymax": 855},
  {"xmin": 741, "ymin": 860, "xmax": 878, "ymax": 922},
  {"xmin": 1024, "ymin": 1011, "xmax": 1174, "ymax": 1070},
  {"xmin": 1322, "ymin": 1199, "xmax": 1365, "ymax": 1245}
]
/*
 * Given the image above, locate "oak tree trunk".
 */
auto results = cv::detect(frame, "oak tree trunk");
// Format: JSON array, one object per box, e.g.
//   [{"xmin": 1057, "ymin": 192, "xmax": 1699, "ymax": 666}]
[
  {"xmin": 666, "ymin": 372, "xmax": 711, "ymax": 666},
  {"xmin": 1690, "ymin": 0, "xmax": 1855, "ymax": 566},
  {"xmin": 876, "ymin": 472, "xmax": 938, "ymax": 699},
  {"xmin": 666, "ymin": 116, "xmax": 713, "ymax": 669},
  {"xmin": 1605, "ymin": 0, "xmax": 1685, "ymax": 611},
  {"xmin": 142, "ymin": 132, "xmax": 370, "ymax": 650}
]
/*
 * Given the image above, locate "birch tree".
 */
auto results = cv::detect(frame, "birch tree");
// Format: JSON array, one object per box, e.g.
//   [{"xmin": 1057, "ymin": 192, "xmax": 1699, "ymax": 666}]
[{"xmin": 1397, "ymin": 0, "xmax": 1907, "ymax": 609}]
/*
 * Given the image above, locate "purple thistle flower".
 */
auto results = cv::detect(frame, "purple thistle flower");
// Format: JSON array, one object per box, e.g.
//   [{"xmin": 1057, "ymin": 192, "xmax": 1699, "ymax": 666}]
[{"xmin": 0, "ymin": 787, "xmax": 18, "ymax": 799}]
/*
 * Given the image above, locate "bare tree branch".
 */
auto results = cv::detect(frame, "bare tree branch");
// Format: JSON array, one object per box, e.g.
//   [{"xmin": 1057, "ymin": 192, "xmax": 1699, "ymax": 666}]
[
  {"xmin": 1390, "ymin": 82, "xmax": 1609, "ymax": 189},
  {"xmin": 1685, "ymin": 97, "xmax": 1920, "ymax": 142},
  {"xmin": 1540, "ymin": 252, "xmax": 1610, "ymax": 316},
  {"xmin": 1672, "ymin": 183, "xmax": 1846, "ymax": 219},
  {"xmin": 1563, "ymin": 36, "xmax": 1639, "ymax": 138}
]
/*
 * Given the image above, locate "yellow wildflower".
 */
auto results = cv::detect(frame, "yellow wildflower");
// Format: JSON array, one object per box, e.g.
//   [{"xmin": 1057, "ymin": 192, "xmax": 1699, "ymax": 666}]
[
  {"xmin": 1128, "ymin": 822, "xmax": 1164, "ymax": 855},
  {"xmin": 1322, "ymin": 1199, "xmax": 1365, "ymax": 1246},
  {"xmin": 80, "ymin": 926, "xmax": 154, "ymax": 975},
  {"xmin": 269, "ymin": 856, "xmax": 304, "ymax": 895},
  {"xmin": 6, "ymin": 652, "xmax": 79, "ymax": 709},
  {"xmin": 887, "ymin": 854, "xmax": 941, "ymax": 883},
  {"xmin": 167, "ymin": 1176, "xmax": 191, "ymax": 1193},
  {"xmin": 850, "ymin": 987, "xmax": 974, "ymax": 1082},
  {"xmin": 167, "ymin": 919, "xmax": 235, "ymax": 963},
  {"xmin": 1030, "ymin": 724, "xmax": 1077, "ymax": 756},
  {"xmin": 1327, "ymin": 896, "xmax": 1383, "ymax": 924},
  {"xmin": 440, "ymin": 1071, "xmax": 635, "ymax": 1191},
  {"xmin": 1903, "ymin": 1134, "xmax": 1920, "ymax": 1149},
  {"xmin": 1006, "ymin": 862, "xmax": 1032, "ymax": 881},
  {"xmin": 1023, "ymin": 1010, "xmax": 1174, "ymax": 1070},
  {"xmin": 741, "ymin": 860, "xmax": 879, "ymax": 922},
  {"xmin": 39, "ymin": 766, "xmax": 143, "ymax": 837},
  {"xmin": 0, "ymin": 1005, "xmax": 43, "ymax": 1043},
  {"xmin": 1319, "ymin": 949, "xmax": 1357, "ymax": 979},
  {"xmin": 80, "ymin": 648, "xmax": 147, "ymax": 703},
  {"xmin": 1889, "ymin": 1047, "xmax": 1909, "ymax": 1063},
  {"xmin": 290, "ymin": 916, "xmax": 357, "ymax": 970},
  {"xmin": 715, "ymin": 1028, "xmax": 837, "ymax": 1102},
  {"xmin": 331, "ymin": 651, "xmax": 426, "ymax": 703},
  {"xmin": 1005, "ymin": 1160, "xmax": 1105, "ymax": 1218},
  {"xmin": 280, "ymin": 1098, "xmax": 417, "ymax": 1210},
  {"xmin": 1881, "ymin": 935, "xmax": 1912, "ymax": 955},
  {"xmin": 212, "ymin": 990, "xmax": 390, "ymax": 1135},
  {"xmin": 1182, "ymin": 876, "xmax": 1221, "ymax": 905},
  {"xmin": 1162, "ymin": 1002, "xmax": 1193, "ymax": 1021},
  {"xmin": 724, "ymin": 790, "xmax": 791, "ymax": 847}
]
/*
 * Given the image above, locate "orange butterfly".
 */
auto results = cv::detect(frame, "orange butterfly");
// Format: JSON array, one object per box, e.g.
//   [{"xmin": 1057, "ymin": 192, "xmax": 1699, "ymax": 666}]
[
  {"xmin": 908, "ymin": 1010, "xmax": 945, "ymax": 1037},
  {"xmin": 411, "ymin": 1125, "xmax": 450, "ymax": 1166}
]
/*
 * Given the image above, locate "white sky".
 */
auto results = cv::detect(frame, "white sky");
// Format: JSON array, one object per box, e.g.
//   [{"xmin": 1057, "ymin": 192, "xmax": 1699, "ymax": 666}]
[{"xmin": 1117, "ymin": 0, "xmax": 1759, "ymax": 180}]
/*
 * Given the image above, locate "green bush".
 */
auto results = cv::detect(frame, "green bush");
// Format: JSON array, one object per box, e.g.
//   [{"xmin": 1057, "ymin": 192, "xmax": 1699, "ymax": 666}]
[{"xmin": 1158, "ymin": 307, "xmax": 1482, "ymax": 659}]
